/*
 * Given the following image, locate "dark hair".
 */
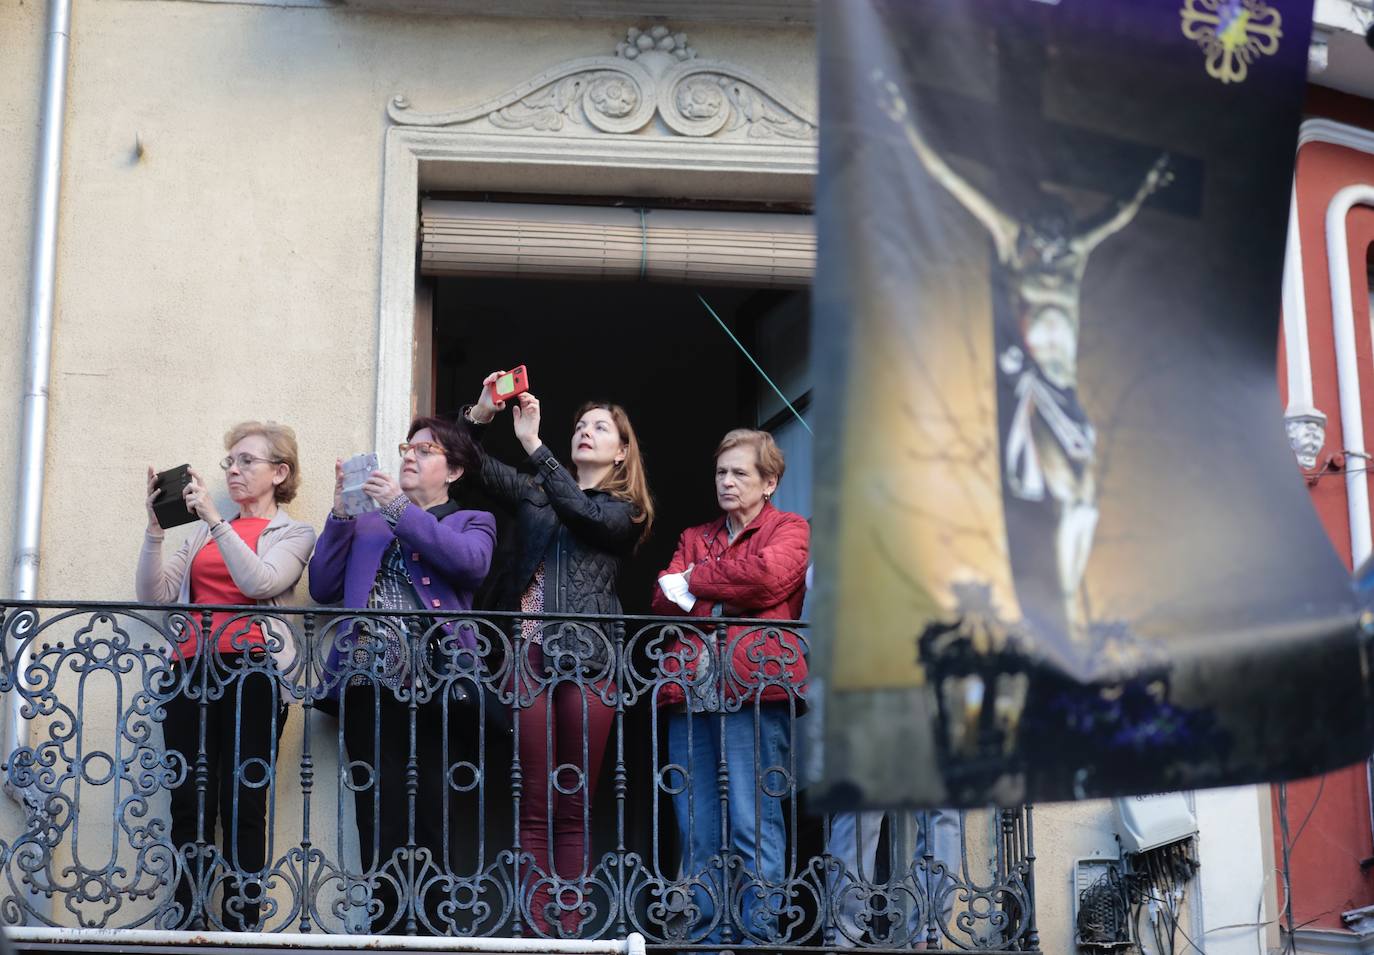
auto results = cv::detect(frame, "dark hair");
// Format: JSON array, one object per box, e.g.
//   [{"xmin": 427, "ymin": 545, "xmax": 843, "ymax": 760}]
[{"xmin": 408, "ymin": 416, "xmax": 479, "ymax": 500}]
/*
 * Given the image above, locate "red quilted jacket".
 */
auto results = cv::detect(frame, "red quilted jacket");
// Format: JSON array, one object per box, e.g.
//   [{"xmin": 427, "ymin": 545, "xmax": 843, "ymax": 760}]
[{"xmin": 650, "ymin": 503, "xmax": 809, "ymax": 707}]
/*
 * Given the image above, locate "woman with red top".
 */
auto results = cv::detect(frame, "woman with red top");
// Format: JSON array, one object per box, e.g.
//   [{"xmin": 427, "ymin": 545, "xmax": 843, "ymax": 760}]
[
  {"xmin": 650, "ymin": 429, "xmax": 809, "ymax": 947},
  {"xmin": 461, "ymin": 373, "xmax": 653, "ymax": 937},
  {"xmin": 137, "ymin": 421, "xmax": 316, "ymax": 931}
]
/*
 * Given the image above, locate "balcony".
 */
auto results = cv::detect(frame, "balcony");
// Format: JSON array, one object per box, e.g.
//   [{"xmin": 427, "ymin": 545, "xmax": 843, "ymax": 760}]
[{"xmin": 0, "ymin": 601, "xmax": 1036, "ymax": 953}]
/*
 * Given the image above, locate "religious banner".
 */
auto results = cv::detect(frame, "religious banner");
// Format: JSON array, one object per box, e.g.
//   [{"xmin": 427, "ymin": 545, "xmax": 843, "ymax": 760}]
[{"xmin": 808, "ymin": 0, "xmax": 1374, "ymax": 807}]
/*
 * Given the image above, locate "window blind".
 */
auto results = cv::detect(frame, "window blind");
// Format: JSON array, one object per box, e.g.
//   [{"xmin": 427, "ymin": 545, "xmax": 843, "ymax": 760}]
[{"xmin": 420, "ymin": 200, "xmax": 814, "ymax": 287}]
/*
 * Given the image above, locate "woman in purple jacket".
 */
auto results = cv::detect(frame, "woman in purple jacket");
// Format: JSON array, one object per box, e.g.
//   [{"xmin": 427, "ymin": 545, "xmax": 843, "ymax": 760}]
[{"xmin": 308, "ymin": 416, "xmax": 496, "ymax": 934}]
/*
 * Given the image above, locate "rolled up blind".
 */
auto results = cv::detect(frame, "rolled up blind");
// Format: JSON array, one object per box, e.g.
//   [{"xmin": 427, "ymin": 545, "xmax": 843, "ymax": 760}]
[{"xmin": 420, "ymin": 200, "xmax": 814, "ymax": 287}]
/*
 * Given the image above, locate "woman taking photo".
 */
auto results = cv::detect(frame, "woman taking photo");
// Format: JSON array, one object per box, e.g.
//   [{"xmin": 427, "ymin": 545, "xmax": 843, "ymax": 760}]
[
  {"xmin": 650, "ymin": 428, "xmax": 809, "ymax": 948},
  {"xmin": 308, "ymin": 416, "xmax": 496, "ymax": 935},
  {"xmin": 137, "ymin": 421, "xmax": 316, "ymax": 931},
  {"xmin": 462, "ymin": 373, "xmax": 652, "ymax": 937}
]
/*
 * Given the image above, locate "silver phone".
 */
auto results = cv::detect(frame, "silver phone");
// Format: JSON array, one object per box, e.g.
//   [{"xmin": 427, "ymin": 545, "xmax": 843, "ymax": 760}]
[{"xmin": 340, "ymin": 452, "xmax": 380, "ymax": 516}]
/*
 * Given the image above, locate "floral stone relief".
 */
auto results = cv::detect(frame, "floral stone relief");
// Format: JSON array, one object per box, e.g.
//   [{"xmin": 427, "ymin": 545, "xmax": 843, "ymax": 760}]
[{"xmin": 388, "ymin": 25, "xmax": 817, "ymax": 141}]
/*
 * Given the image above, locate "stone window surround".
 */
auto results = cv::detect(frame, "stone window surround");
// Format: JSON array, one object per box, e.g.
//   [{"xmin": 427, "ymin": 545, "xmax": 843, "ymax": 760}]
[{"xmin": 373, "ymin": 92, "xmax": 817, "ymax": 454}]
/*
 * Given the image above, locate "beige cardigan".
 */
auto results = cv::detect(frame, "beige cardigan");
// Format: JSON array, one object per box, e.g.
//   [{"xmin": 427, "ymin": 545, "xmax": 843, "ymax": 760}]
[{"xmin": 136, "ymin": 509, "xmax": 317, "ymax": 695}]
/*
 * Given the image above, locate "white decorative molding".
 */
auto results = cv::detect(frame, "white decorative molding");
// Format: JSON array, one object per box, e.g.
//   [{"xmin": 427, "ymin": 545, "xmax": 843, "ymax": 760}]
[
  {"xmin": 1310, "ymin": 28, "xmax": 1332, "ymax": 74},
  {"xmin": 1293, "ymin": 927, "xmax": 1374, "ymax": 955},
  {"xmin": 1287, "ymin": 119, "xmax": 1374, "ymax": 485},
  {"xmin": 1295, "ymin": 118, "xmax": 1374, "ymax": 565},
  {"xmin": 387, "ymin": 25, "xmax": 816, "ymax": 142},
  {"xmin": 1283, "ymin": 182, "xmax": 1327, "ymax": 469},
  {"xmin": 372, "ymin": 23, "xmax": 815, "ymax": 463},
  {"xmin": 1287, "ymin": 411, "xmax": 1329, "ymax": 470},
  {"xmin": 1299, "ymin": 117, "xmax": 1374, "ymax": 152}
]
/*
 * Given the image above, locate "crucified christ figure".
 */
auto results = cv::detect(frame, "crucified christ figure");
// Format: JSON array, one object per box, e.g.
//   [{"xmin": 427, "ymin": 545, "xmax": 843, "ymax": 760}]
[{"xmin": 876, "ymin": 76, "xmax": 1173, "ymax": 654}]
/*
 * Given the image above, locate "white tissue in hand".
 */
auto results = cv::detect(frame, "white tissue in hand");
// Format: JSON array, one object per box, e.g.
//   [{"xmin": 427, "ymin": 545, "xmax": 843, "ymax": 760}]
[{"xmin": 658, "ymin": 572, "xmax": 697, "ymax": 612}]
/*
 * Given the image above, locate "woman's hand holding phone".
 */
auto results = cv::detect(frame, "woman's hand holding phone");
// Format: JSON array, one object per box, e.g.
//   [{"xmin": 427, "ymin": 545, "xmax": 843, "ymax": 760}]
[
  {"xmin": 183, "ymin": 468, "xmax": 223, "ymax": 526},
  {"xmin": 471, "ymin": 371, "xmax": 507, "ymax": 424},
  {"xmin": 332, "ymin": 458, "xmax": 346, "ymax": 517},
  {"xmin": 362, "ymin": 470, "xmax": 404, "ymax": 509},
  {"xmin": 512, "ymin": 393, "xmax": 542, "ymax": 455},
  {"xmin": 145, "ymin": 466, "xmax": 163, "ymax": 532}
]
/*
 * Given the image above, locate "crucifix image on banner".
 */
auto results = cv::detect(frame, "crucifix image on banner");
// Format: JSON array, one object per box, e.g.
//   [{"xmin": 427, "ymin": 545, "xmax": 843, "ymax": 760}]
[
  {"xmin": 877, "ymin": 77, "xmax": 1173, "ymax": 666},
  {"xmin": 808, "ymin": 0, "xmax": 1374, "ymax": 808}
]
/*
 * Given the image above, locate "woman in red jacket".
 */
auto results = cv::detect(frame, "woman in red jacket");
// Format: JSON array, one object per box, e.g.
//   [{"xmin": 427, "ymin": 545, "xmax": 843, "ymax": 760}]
[{"xmin": 650, "ymin": 429, "xmax": 809, "ymax": 947}]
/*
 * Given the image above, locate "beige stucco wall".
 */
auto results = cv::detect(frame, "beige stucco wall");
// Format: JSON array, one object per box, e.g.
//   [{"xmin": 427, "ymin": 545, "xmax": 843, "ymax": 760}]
[
  {"xmin": 1033, "ymin": 800, "xmax": 1122, "ymax": 952},
  {"xmin": 0, "ymin": 2, "xmax": 1236, "ymax": 948}
]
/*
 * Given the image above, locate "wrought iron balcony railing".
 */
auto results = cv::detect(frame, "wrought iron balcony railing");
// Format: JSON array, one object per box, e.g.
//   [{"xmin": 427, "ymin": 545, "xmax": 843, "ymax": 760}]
[{"xmin": 0, "ymin": 601, "xmax": 1037, "ymax": 952}]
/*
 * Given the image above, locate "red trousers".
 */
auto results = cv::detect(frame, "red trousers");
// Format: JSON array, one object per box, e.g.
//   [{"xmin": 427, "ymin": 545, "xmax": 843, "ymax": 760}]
[{"xmin": 518, "ymin": 643, "xmax": 615, "ymax": 936}]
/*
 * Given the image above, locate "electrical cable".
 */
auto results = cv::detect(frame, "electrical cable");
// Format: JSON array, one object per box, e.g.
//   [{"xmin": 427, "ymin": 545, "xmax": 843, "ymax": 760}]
[
  {"xmin": 1128, "ymin": 839, "xmax": 1201, "ymax": 955},
  {"xmin": 1305, "ymin": 462, "xmax": 1374, "ymax": 481},
  {"xmin": 696, "ymin": 293, "xmax": 813, "ymax": 435},
  {"xmin": 1142, "ymin": 892, "xmax": 1206, "ymax": 955},
  {"xmin": 1275, "ymin": 777, "xmax": 1329, "ymax": 955},
  {"xmin": 1202, "ymin": 918, "xmax": 1278, "ymax": 934},
  {"xmin": 1288, "ymin": 775, "xmax": 1327, "ymax": 851},
  {"xmin": 1278, "ymin": 783, "xmax": 1297, "ymax": 955}
]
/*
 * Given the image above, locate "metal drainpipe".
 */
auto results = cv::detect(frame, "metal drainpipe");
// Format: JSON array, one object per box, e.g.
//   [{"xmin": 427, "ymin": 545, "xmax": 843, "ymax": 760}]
[
  {"xmin": 1325, "ymin": 184, "xmax": 1374, "ymax": 569},
  {"xmin": 3, "ymin": 0, "xmax": 71, "ymax": 926},
  {"xmin": 8, "ymin": 0, "xmax": 71, "ymax": 813}
]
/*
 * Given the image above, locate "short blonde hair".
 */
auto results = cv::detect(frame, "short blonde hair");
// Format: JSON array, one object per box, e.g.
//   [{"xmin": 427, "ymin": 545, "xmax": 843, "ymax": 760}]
[
  {"xmin": 714, "ymin": 428, "xmax": 785, "ymax": 484},
  {"xmin": 224, "ymin": 420, "xmax": 301, "ymax": 504}
]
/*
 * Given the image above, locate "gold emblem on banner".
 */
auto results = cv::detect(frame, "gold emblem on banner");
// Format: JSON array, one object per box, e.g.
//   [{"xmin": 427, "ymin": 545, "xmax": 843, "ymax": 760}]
[{"xmin": 1180, "ymin": 0, "xmax": 1283, "ymax": 84}]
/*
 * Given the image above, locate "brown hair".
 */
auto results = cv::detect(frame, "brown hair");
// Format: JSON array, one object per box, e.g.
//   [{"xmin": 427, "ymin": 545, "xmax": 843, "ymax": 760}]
[
  {"xmin": 223, "ymin": 420, "xmax": 301, "ymax": 504},
  {"xmin": 408, "ymin": 415, "xmax": 479, "ymax": 501},
  {"xmin": 714, "ymin": 428, "xmax": 786, "ymax": 485},
  {"xmin": 574, "ymin": 401, "xmax": 654, "ymax": 546}
]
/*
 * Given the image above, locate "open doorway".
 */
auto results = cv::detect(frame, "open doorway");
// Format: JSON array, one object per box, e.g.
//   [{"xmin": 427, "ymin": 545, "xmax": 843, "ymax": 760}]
[
  {"xmin": 430, "ymin": 278, "xmax": 812, "ymax": 611},
  {"xmin": 428, "ymin": 276, "xmax": 817, "ymax": 930}
]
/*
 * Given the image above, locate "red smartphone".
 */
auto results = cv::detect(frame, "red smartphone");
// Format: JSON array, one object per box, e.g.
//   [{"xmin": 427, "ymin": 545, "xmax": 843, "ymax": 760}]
[{"xmin": 488, "ymin": 365, "xmax": 530, "ymax": 403}]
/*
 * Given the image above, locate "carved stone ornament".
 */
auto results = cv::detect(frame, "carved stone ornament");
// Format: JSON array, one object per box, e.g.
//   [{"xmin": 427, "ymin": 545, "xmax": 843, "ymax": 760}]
[
  {"xmin": 388, "ymin": 24, "xmax": 816, "ymax": 141},
  {"xmin": 1285, "ymin": 409, "xmax": 1327, "ymax": 471}
]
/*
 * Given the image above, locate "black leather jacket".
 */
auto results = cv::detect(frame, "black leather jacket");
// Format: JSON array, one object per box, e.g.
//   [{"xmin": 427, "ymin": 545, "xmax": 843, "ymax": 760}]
[{"xmin": 463, "ymin": 418, "xmax": 640, "ymax": 670}]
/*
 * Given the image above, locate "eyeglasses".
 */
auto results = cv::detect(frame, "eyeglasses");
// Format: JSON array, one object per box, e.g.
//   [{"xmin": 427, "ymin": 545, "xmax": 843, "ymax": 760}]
[
  {"xmin": 220, "ymin": 453, "xmax": 281, "ymax": 471},
  {"xmin": 398, "ymin": 441, "xmax": 446, "ymax": 459}
]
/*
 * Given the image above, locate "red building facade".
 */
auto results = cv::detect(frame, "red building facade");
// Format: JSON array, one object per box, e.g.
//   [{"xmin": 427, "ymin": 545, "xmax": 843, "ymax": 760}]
[{"xmin": 1277, "ymin": 87, "xmax": 1374, "ymax": 949}]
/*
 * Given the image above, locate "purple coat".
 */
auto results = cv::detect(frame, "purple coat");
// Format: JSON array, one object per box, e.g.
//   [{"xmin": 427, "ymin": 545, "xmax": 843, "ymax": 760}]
[{"xmin": 308, "ymin": 501, "xmax": 496, "ymax": 700}]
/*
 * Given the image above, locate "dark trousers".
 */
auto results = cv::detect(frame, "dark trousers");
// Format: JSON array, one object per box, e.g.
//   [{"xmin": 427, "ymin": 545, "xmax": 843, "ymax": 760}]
[
  {"xmin": 163, "ymin": 653, "xmax": 280, "ymax": 931},
  {"xmin": 517, "ymin": 643, "xmax": 615, "ymax": 937},
  {"xmin": 342, "ymin": 683, "xmax": 454, "ymax": 935}
]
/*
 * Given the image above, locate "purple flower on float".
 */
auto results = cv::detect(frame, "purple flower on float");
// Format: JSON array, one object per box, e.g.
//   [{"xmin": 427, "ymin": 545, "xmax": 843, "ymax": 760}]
[{"xmin": 1041, "ymin": 680, "xmax": 1218, "ymax": 754}]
